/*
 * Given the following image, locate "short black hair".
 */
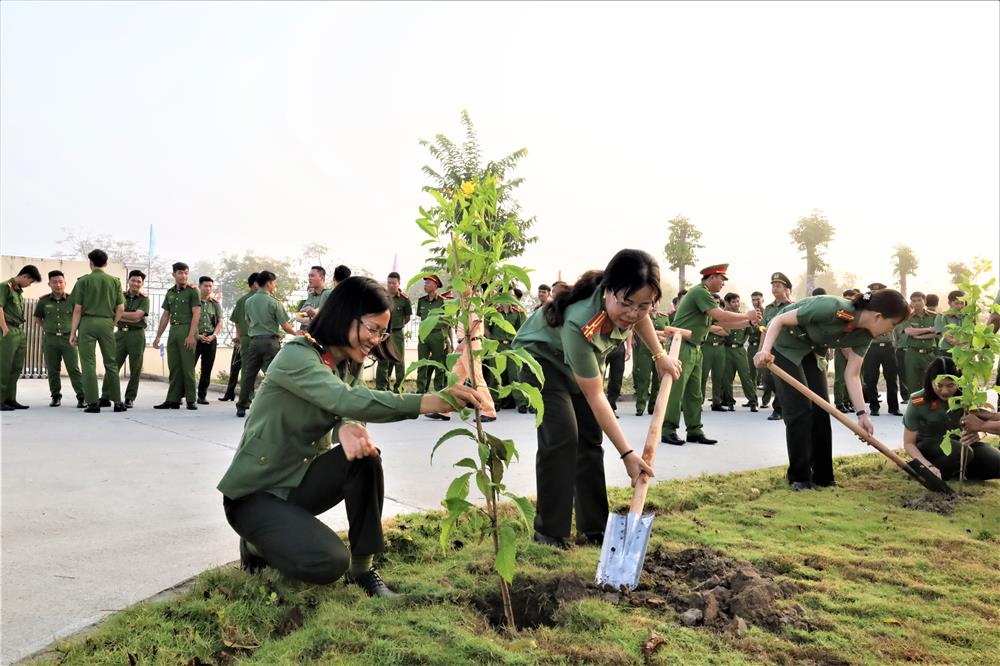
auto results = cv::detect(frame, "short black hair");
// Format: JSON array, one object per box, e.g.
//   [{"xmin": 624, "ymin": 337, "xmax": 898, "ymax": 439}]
[
  {"xmin": 333, "ymin": 265, "xmax": 352, "ymax": 282},
  {"xmin": 925, "ymin": 293, "xmax": 940, "ymax": 308},
  {"xmin": 310, "ymin": 265, "xmax": 326, "ymax": 277},
  {"xmin": 723, "ymin": 292, "xmax": 739, "ymax": 303},
  {"xmin": 387, "ymin": 271, "xmax": 401, "ymax": 280},
  {"xmin": 247, "ymin": 272, "xmax": 259, "ymax": 287},
  {"xmin": 512, "ymin": 287, "xmax": 523, "ymax": 300},
  {"xmin": 538, "ymin": 284, "xmax": 551, "ymax": 292},
  {"xmin": 843, "ymin": 289, "xmax": 857, "ymax": 297},
  {"xmin": 48, "ymin": 270, "xmax": 64, "ymax": 280},
  {"xmin": 947, "ymin": 290, "xmax": 965, "ymax": 303},
  {"xmin": 172, "ymin": 262, "xmax": 189, "ymax": 273},
  {"xmin": 811, "ymin": 287, "xmax": 827, "ymax": 296},
  {"xmin": 256, "ymin": 271, "xmax": 276, "ymax": 287},
  {"xmin": 923, "ymin": 356, "xmax": 959, "ymax": 400},
  {"xmin": 309, "ymin": 276, "xmax": 399, "ymax": 368},
  {"xmin": 18, "ymin": 265, "xmax": 41, "ymax": 281},
  {"xmin": 88, "ymin": 250, "xmax": 108, "ymax": 267},
  {"xmin": 910, "ymin": 291, "xmax": 925, "ymax": 300},
  {"xmin": 128, "ymin": 270, "xmax": 146, "ymax": 280},
  {"xmin": 750, "ymin": 291, "xmax": 763, "ymax": 298},
  {"xmin": 199, "ymin": 276, "xmax": 214, "ymax": 285},
  {"xmin": 677, "ymin": 289, "xmax": 688, "ymax": 298}
]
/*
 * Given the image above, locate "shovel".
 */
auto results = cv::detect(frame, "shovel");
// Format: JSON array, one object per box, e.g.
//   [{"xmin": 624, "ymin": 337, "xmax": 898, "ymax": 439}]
[
  {"xmin": 767, "ymin": 363, "xmax": 954, "ymax": 495},
  {"xmin": 596, "ymin": 329, "xmax": 686, "ymax": 590}
]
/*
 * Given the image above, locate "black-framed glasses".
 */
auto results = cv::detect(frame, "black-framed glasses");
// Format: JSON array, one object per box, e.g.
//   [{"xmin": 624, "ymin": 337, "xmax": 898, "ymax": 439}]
[
  {"xmin": 609, "ymin": 291, "xmax": 653, "ymax": 315},
  {"xmin": 359, "ymin": 319, "xmax": 390, "ymax": 343}
]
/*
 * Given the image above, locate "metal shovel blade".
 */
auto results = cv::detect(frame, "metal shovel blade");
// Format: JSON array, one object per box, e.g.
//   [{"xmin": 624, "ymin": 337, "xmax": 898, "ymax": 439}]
[
  {"xmin": 906, "ymin": 459, "xmax": 956, "ymax": 495},
  {"xmin": 595, "ymin": 511, "xmax": 655, "ymax": 590}
]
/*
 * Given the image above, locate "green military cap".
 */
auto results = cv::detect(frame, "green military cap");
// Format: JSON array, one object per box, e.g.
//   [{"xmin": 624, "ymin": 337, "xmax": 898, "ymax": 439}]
[
  {"xmin": 770, "ymin": 272, "xmax": 792, "ymax": 289},
  {"xmin": 700, "ymin": 264, "xmax": 729, "ymax": 280},
  {"xmin": 867, "ymin": 282, "xmax": 887, "ymax": 290}
]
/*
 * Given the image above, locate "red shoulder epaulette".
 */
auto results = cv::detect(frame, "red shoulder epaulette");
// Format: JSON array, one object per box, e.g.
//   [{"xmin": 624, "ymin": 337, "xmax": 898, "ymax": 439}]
[
  {"xmin": 186, "ymin": 284, "xmax": 196, "ymax": 289},
  {"xmin": 910, "ymin": 395, "xmax": 925, "ymax": 406},
  {"xmin": 836, "ymin": 309, "xmax": 854, "ymax": 321},
  {"xmin": 581, "ymin": 311, "xmax": 609, "ymax": 341},
  {"xmin": 39, "ymin": 293, "xmax": 51, "ymax": 300}
]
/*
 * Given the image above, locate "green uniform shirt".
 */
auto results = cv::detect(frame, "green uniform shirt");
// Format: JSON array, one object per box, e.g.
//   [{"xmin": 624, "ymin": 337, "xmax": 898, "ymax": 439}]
[
  {"xmin": 727, "ymin": 325, "xmax": 750, "ymax": 347},
  {"xmin": 671, "ymin": 283, "xmax": 718, "ymax": 346},
  {"xmin": 217, "ymin": 336, "xmax": 423, "ymax": 500},
  {"xmin": 894, "ymin": 321, "xmax": 908, "ymax": 349},
  {"xmin": 637, "ymin": 313, "xmax": 670, "ymax": 354},
  {"xmin": 934, "ymin": 311, "xmax": 962, "ymax": 351},
  {"xmin": 296, "ymin": 288, "xmax": 331, "ymax": 313},
  {"xmin": 70, "ymin": 269, "xmax": 125, "ymax": 318},
  {"xmin": 34, "ymin": 293, "xmax": 75, "ymax": 334},
  {"xmin": 902, "ymin": 389, "xmax": 960, "ymax": 443},
  {"xmin": 901, "ymin": 312, "xmax": 936, "ymax": 350},
  {"xmin": 762, "ymin": 298, "xmax": 793, "ymax": 328},
  {"xmin": 245, "ymin": 291, "xmax": 289, "ymax": 338},
  {"xmin": 230, "ymin": 290, "xmax": 254, "ymax": 342},
  {"xmin": 0, "ymin": 278, "xmax": 25, "ymax": 327},
  {"xmin": 773, "ymin": 296, "xmax": 873, "ymax": 365},
  {"xmin": 416, "ymin": 295, "xmax": 448, "ymax": 341},
  {"xmin": 161, "ymin": 283, "xmax": 201, "ymax": 326},
  {"xmin": 388, "ymin": 292, "xmax": 413, "ymax": 331},
  {"xmin": 198, "ymin": 298, "xmax": 224, "ymax": 336},
  {"xmin": 748, "ymin": 320, "xmax": 762, "ymax": 345},
  {"xmin": 704, "ymin": 330, "xmax": 728, "ymax": 347},
  {"xmin": 119, "ymin": 291, "xmax": 150, "ymax": 331},
  {"xmin": 489, "ymin": 308, "xmax": 527, "ymax": 343},
  {"xmin": 513, "ymin": 288, "xmax": 628, "ymax": 383}
]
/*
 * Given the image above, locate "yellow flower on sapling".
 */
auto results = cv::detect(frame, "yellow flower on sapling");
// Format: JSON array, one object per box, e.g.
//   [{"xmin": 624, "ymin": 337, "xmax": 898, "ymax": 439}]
[{"xmin": 461, "ymin": 181, "xmax": 476, "ymax": 197}]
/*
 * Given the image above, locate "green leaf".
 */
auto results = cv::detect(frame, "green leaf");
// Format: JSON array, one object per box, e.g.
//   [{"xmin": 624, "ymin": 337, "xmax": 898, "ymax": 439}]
[
  {"xmin": 445, "ymin": 472, "xmax": 472, "ymax": 501},
  {"xmin": 446, "ymin": 352, "xmax": 462, "ymax": 371},
  {"xmin": 475, "ymin": 469, "xmax": 490, "ymax": 497},
  {"xmin": 495, "ymin": 523, "xmax": 517, "ymax": 583},
  {"xmin": 406, "ymin": 270, "xmax": 436, "ymax": 290},
  {"xmin": 454, "ymin": 457, "xmax": 479, "ymax": 470},
  {"xmin": 419, "ymin": 314, "xmax": 442, "ymax": 342},
  {"xmin": 488, "ymin": 314, "xmax": 517, "ymax": 336},
  {"xmin": 503, "ymin": 492, "xmax": 535, "ymax": 532},
  {"xmin": 505, "ymin": 265, "xmax": 533, "ymax": 292},
  {"xmin": 416, "ymin": 217, "xmax": 438, "ymax": 239},
  {"xmin": 403, "ymin": 358, "xmax": 446, "ymax": 380},
  {"xmin": 431, "ymin": 428, "xmax": 477, "ymax": 463},
  {"xmin": 507, "ymin": 348, "xmax": 544, "ymax": 384},
  {"xmin": 440, "ymin": 517, "xmax": 456, "ymax": 554}
]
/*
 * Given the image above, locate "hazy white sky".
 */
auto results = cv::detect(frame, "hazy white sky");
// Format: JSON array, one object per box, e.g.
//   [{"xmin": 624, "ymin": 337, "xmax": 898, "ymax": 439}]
[{"xmin": 2, "ymin": 1, "xmax": 998, "ymax": 298}]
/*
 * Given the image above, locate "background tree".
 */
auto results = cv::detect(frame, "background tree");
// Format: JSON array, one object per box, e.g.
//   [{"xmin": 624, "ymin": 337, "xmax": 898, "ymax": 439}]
[
  {"xmin": 947, "ymin": 262, "xmax": 970, "ymax": 285},
  {"xmin": 663, "ymin": 215, "xmax": 703, "ymax": 291},
  {"xmin": 892, "ymin": 245, "xmax": 919, "ymax": 296},
  {"xmin": 214, "ymin": 253, "xmax": 298, "ymax": 309},
  {"xmin": 789, "ymin": 210, "xmax": 836, "ymax": 295},
  {"xmin": 419, "ymin": 110, "xmax": 537, "ymax": 271},
  {"xmin": 54, "ymin": 227, "xmax": 169, "ymax": 277},
  {"xmin": 301, "ymin": 243, "xmax": 332, "ymax": 272}
]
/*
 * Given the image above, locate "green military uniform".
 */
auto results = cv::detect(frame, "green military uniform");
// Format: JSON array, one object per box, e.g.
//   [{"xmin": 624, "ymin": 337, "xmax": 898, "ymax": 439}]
[
  {"xmin": 833, "ymin": 346, "xmax": 851, "ymax": 410},
  {"xmin": 723, "ymin": 324, "xmax": 757, "ymax": 408},
  {"xmin": 415, "ymin": 295, "xmax": 450, "ymax": 394},
  {"xmin": 632, "ymin": 312, "xmax": 669, "ymax": 415},
  {"xmin": 701, "ymin": 329, "xmax": 728, "ymax": 408},
  {"xmin": 70, "ymin": 269, "xmax": 125, "ymax": 405},
  {"xmin": 893, "ymin": 321, "xmax": 909, "ymax": 401},
  {"xmin": 34, "ymin": 292, "xmax": 85, "ymax": 404},
  {"xmin": 746, "ymin": 320, "xmax": 762, "ymax": 387},
  {"xmin": 487, "ymin": 307, "xmax": 528, "ymax": 409},
  {"xmin": 0, "ymin": 278, "xmax": 28, "ymax": 405},
  {"xmin": 901, "ymin": 311, "xmax": 936, "ymax": 394},
  {"xmin": 934, "ymin": 309, "xmax": 961, "ymax": 355},
  {"xmin": 237, "ymin": 291, "xmax": 290, "ymax": 410},
  {"xmin": 114, "ymin": 290, "xmax": 149, "ymax": 402},
  {"xmin": 295, "ymin": 288, "xmax": 332, "ymax": 330},
  {"xmin": 195, "ymin": 297, "xmax": 224, "ymax": 400},
  {"xmin": 226, "ymin": 289, "xmax": 255, "ymax": 400},
  {"xmin": 513, "ymin": 289, "xmax": 629, "ymax": 540},
  {"xmin": 662, "ymin": 281, "xmax": 718, "ymax": 439},
  {"xmin": 375, "ymin": 292, "xmax": 412, "ymax": 391},
  {"xmin": 760, "ymin": 294, "xmax": 793, "ymax": 410},
  {"xmin": 861, "ymin": 331, "xmax": 899, "ymax": 414},
  {"xmin": 161, "ymin": 284, "xmax": 201, "ymax": 405},
  {"xmin": 904, "ymin": 390, "xmax": 1000, "ymax": 481}
]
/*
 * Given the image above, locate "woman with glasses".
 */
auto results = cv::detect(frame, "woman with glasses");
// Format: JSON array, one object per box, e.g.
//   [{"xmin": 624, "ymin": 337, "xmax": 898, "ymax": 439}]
[
  {"xmin": 217, "ymin": 277, "xmax": 487, "ymax": 597},
  {"xmin": 512, "ymin": 249, "xmax": 683, "ymax": 549}
]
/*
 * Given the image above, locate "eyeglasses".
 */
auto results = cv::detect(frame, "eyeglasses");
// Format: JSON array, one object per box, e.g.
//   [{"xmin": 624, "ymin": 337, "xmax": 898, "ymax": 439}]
[
  {"xmin": 609, "ymin": 291, "xmax": 653, "ymax": 315},
  {"xmin": 359, "ymin": 320, "xmax": 390, "ymax": 343}
]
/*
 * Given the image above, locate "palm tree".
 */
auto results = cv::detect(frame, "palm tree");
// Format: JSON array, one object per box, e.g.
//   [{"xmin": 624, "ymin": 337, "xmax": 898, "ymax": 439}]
[{"xmin": 789, "ymin": 210, "xmax": 835, "ymax": 295}]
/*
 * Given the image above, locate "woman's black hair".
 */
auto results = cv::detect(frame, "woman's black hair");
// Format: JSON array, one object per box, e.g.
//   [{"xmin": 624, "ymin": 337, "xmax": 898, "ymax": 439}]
[
  {"xmin": 309, "ymin": 276, "xmax": 399, "ymax": 371},
  {"xmin": 544, "ymin": 249, "xmax": 662, "ymax": 327},
  {"xmin": 923, "ymin": 356, "xmax": 960, "ymax": 400},
  {"xmin": 850, "ymin": 288, "xmax": 910, "ymax": 322}
]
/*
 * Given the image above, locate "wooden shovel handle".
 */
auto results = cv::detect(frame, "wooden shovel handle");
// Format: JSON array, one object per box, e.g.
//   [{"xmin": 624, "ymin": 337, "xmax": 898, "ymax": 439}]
[
  {"xmin": 766, "ymin": 362, "xmax": 914, "ymax": 473},
  {"xmin": 629, "ymin": 330, "xmax": 686, "ymax": 515}
]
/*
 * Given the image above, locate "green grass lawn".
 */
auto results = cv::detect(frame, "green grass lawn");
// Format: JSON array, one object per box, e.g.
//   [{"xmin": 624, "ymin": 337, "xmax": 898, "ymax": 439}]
[{"xmin": 36, "ymin": 454, "xmax": 999, "ymax": 665}]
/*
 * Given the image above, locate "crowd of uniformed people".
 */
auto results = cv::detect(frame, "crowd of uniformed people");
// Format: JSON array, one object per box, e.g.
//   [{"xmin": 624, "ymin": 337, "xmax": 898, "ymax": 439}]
[{"xmin": 2, "ymin": 248, "xmax": 999, "ymax": 596}]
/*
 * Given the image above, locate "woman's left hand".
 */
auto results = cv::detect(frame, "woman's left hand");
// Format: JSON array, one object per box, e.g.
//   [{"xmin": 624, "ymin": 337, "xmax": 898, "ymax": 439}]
[
  {"xmin": 655, "ymin": 354, "xmax": 681, "ymax": 380},
  {"xmin": 340, "ymin": 422, "xmax": 378, "ymax": 460}
]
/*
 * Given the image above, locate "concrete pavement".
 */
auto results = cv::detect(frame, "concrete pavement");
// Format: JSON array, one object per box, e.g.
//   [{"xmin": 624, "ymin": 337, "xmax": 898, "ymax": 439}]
[{"xmin": 0, "ymin": 378, "xmax": 905, "ymax": 664}]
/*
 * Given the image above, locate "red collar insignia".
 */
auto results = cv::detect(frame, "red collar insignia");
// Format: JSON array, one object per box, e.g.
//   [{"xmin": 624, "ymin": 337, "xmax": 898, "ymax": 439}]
[
  {"xmin": 929, "ymin": 400, "xmax": 939, "ymax": 411},
  {"xmin": 320, "ymin": 352, "xmax": 336, "ymax": 369},
  {"xmin": 843, "ymin": 322, "xmax": 856, "ymax": 333},
  {"xmin": 581, "ymin": 311, "xmax": 608, "ymax": 341}
]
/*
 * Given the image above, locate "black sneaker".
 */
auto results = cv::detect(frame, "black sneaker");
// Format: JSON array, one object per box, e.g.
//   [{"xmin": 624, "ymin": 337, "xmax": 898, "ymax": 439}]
[
  {"xmin": 345, "ymin": 568, "xmax": 399, "ymax": 598},
  {"xmin": 239, "ymin": 538, "xmax": 267, "ymax": 573}
]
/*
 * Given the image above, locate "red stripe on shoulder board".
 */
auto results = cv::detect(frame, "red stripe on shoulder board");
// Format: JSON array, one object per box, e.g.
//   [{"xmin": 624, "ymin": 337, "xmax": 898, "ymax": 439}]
[
  {"xmin": 581, "ymin": 311, "xmax": 607, "ymax": 341},
  {"xmin": 836, "ymin": 309, "xmax": 854, "ymax": 321}
]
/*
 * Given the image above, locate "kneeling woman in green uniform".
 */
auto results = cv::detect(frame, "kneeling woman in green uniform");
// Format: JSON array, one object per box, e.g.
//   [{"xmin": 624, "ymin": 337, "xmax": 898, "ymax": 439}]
[
  {"xmin": 513, "ymin": 249, "xmax": 682, "ymax": 548},
  {"xmin": 903, "ymin": 357, "xmax": 1000, "ymax": 481},
  {"xmin": 754, "ymin": 290, "xmax": 909, "ymax": 490},
  {"xmin": 217, "ymin": 277, "xmax": 486, "ymax": 597}
]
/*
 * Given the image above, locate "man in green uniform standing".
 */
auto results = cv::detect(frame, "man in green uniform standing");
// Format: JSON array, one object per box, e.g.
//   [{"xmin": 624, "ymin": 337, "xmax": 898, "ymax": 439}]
[
  {"xmin": 833, "ymin": 289, "xmax": 859, "ymax": 412},
  {"xmin": 68, "ymin": 250, "xmax": 125, "ymax": 413},
  {"xmin": 661, "ymin": 264, "xmax": 761, "ymax": 446},
  {"xmin": 219, "ymin": 273, "xmax": 258, "ymax": 402},
  {"xmin": 152, "ymin": 262, "xmax": 202, "ymax": 410},
  {"xmin": 722, "ymin": 292, "xmax": 758, "ymax": 412},
  {"xmin": 375, "ymin": 271, "xmax": 411, "ymax": 391},
  {"xmin": 33, "ymin": 270, "xmax": 85, "ymax": 408},
  {"xmin": 701, "ymin": 304, "xmax": 729, "ymax": 412},
  {"xmin": 632, "ymin": 308, "xmax": 670, "ymax": 416},
  {"xmin": 902, "ymin": 291, "xmax": 937, "ymax": 395},
  {"xmin": 861, "ymin": 282, "xmax": 901, "ymax": 416},
  {"xmin": 0, "ymin": 265, "xmax": 41, "ymax": 410},
  {"xmin": 488, "ymin": 287, "xmax": 529, "ymax": 413},
  {"xmin": 746, "ymin": 291, "xmax": 764, "ymax": 390},
  {"xmin": 416, "ymin": 274, "xmax": 451, "ymax": 418},
  {"xmin": 110, "ymin": 270, "xmax": 149, "ymax": 408},
  {"xmin": 194, "ymin": 276, "xmax": 224, "ymax": 405},
  {"xmin": 934, "ymin": 290, "xmax": 965, "ymax": 356},
  {"xmin": 760, "ymin": 272, "xmax": 793, "ymax": 420},
  {"xmin": 293, "ymin": 266, "xmax": 331, "ymax": 330},
  {"xmin": 893, "ymin": 320, "xmax": 910, "ymax": 403},
  {"xmin": 236, "ymin": 271, "xmax": 302, "ymax": 418}
]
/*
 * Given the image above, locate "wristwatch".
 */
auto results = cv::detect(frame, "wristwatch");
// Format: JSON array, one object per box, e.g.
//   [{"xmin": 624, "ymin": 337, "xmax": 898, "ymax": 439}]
[{"xmin": 855, "ymin": 410, "xmax": 868, "ymax": 417}]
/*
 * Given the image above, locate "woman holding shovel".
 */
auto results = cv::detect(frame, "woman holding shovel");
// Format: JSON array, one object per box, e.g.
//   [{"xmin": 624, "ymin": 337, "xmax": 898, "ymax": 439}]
[
  {"xmin": 217, "ymin": 277, "xmax": 487, "ymax": 597},
  {"xmin": 513, "ymin": 249, "xmax": 682, "ymax": 549},
  {"xmin": 753, "ymin": 290, "xmax": 910, "ymax": 490}
]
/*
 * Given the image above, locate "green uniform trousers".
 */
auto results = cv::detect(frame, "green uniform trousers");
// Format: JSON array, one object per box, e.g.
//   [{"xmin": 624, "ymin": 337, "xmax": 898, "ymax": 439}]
[
  {"xmin": 237, "ymin": 336, "xmax": 280, "ymax": 409},
  {"xmin": 165, "ymin": 326, "xmax": 197, "ymax": 404},
  {"xmin": 0, "ymin": 327, "xmax": 26, "ymax": 403},
  {"xmin": 833, "ymin": 350, "xmax": 849, "ymax": 407},
  {"xmin": 662, "ymin": 342, "xmax": 705, "ymax": 437},
  {"xmin": 895, "ymin": 347, "xmax": 909, "ymax": 401},
  {"xmin": 724, "ymin": 345, "xmax": 757, "ymax": 407},
  {"xmin": 700, "ymin": 343, "xmax": 726, "ymax": 407},
  {"xmin": 746, "ymin": 342, "xmax": 760, "ymax": 387},
  {"xmin": 114, "ymin": 329, "xmax": 145, "ymax": 401},
  {"xmin": 375, "ymin": 330, "xmax": 406, "ymax": 391},
  {"xmin": 416, "ymin": 335, "xmax": 449, "ymax": 394},
  {"xmin": 43, "ymin": 333, "xmax": 84, "ymax": 401},
  {"xmin": 632, "ymin": 346, "xmax": 660, "ymax": 414},
  {"xmin": 78, "ymin": 316, "xmax": 120, "ymax": 404},
  {"xmin": 903, "ymin": 348, "xmax": 934, "ymax": 397}
]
